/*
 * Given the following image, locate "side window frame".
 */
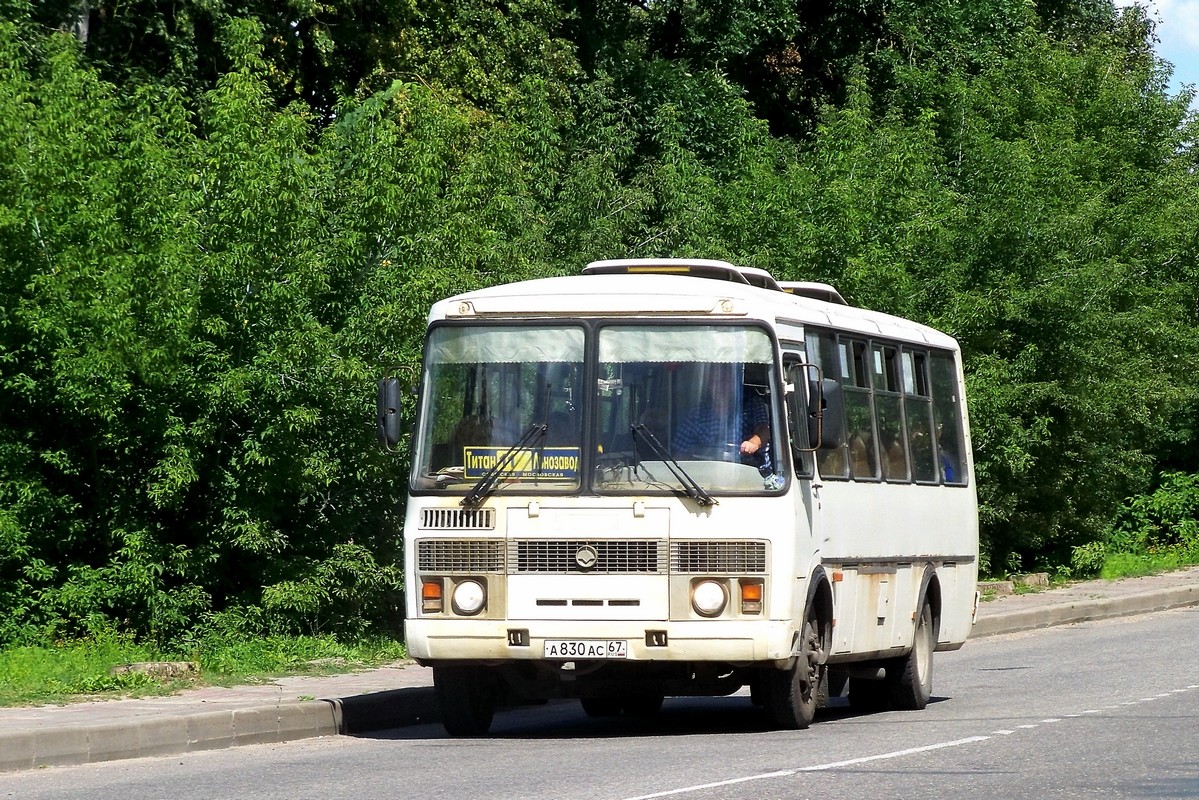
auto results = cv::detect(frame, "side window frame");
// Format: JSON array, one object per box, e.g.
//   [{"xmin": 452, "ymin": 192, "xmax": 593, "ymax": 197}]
[
  {"xmin": 782, "ymin": 349, "xmax": 815, "ymax": 479},
  {"xmin": 902, "ymin": 347, "xmax": 939, "ymax": 485},
  {"xmin": 843, "ymin": 338, "xmax": 880, "ymax": 482},
  {"xmin": 929, "ymin": 350, "xmax": 969, "ymax": 486}
]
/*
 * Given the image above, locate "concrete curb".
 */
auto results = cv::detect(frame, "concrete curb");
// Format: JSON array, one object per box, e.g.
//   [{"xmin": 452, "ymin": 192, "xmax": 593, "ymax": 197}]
[
  {"xmin": 0, "ymin": 701, "xmax": 348, "ymax": 772},
  {"xmin": 969, "ymin": 584, "xmax": 1199, "ymax": 638},
  {"xmin": 0, "ymin": 683, "xmax": 441, "ymax": 773}
]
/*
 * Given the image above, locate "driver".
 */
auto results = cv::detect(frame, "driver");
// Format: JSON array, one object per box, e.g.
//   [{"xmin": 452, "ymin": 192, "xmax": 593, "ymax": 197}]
[{"xmin": 673, "ymin": 365, "xmax": 770, "ymax": 462}]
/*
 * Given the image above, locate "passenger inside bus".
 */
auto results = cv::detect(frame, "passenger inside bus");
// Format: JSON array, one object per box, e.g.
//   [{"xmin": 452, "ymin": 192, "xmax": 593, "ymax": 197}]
[
  {"xmin": 938, "ymin": 421, "xmax": 959, "ymax": 483},
  {"xmin": 880, "ymin": 433, "xmax": 906, "ymax": 481},
  {"xmin": 849, "ymin": 432, "xmax": 876, "ymax": 478},
  {"xmin": 908, "ymin": 413, "xmax": 938, "ymax": 482}
]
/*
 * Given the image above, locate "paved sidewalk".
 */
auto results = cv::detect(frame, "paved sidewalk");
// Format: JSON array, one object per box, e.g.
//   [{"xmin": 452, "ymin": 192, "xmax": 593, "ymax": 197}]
[{"xmin": 3, "ymin": 566, "xmax": 1198, "ymax": 772}]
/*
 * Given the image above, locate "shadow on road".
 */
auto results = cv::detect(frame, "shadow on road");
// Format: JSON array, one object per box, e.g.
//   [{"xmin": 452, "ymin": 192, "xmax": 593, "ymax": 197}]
[{"xmin": 350, "ymin": 692, "xmax": 954, "ymax": 742}]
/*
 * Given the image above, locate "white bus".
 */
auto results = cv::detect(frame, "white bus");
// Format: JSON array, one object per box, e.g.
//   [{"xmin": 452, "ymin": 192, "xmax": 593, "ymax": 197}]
[{"xmin": 378, "ymin": 258, "xmax": 979, "ymax": 735}]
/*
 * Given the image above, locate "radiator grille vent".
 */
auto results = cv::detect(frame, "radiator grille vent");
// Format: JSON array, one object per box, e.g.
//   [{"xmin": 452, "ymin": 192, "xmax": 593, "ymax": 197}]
[
  {"xmin": 420, "ymin": 507, "xmax": 495, "ymax": 530},
  {"xmin": 416, "ymin": 536, "xmax": 766, "ymax": 574},
  {"xmin": 670, "ymin": 541, "xmax": 768, "ymax": 573},
  {"xmin": 416, "ymin": 539, "xmax": 505, "ymax": 572},
  {"xmin": 510, "ymin": 540, "xmax": 668, "ymax": 574}
]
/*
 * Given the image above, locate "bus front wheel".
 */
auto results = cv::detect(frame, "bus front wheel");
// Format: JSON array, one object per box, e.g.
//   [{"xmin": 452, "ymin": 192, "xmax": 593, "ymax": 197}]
[
  {"xmin": 764, "ymin": 609, "xmax": 827, "ymax": 729},
  {"xmin": 434, "ymin": 665, "xmax": 498, "ymax": 736}
]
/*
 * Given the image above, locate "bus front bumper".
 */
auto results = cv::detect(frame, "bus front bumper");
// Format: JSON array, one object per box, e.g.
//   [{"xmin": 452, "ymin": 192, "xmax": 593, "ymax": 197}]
[{"xmin": 406, "ymin": 618, "xmax": 797, "ymax": 665}]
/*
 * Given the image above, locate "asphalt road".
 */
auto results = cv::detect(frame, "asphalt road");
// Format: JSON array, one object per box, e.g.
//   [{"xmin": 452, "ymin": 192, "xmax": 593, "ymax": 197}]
[{"xmin": 4, "ymin": 606, "xmax": 1198, "ymax": 800}]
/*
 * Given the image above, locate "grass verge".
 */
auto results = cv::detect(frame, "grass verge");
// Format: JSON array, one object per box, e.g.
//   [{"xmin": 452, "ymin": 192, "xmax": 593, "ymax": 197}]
[
  {"xmin": 1099, "ymin": 551, "xmax": 1199, "ymax": 580},
  {"xmin": 0, "ymin": 634, "xmax": 408, "ymax": 707}
]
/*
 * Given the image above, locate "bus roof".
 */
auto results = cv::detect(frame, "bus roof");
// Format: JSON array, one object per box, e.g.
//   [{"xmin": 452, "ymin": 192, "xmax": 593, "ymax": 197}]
[{"xmin": 430, "ymin": 265, "xmax": 957, "ymax": 350}]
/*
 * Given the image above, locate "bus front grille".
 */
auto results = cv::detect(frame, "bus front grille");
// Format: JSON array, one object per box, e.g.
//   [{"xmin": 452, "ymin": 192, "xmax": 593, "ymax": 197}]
[
  {"xmin": 510, "ymin": 540, "xmax": 668, "ymax": 574},
  {"xmin": 420, "ymin": 507, "xmax": 496, "ymax": 530},
  {"xmin": 416, "ymin": 538, "xmax": 767, "ymax": 575},
  {"xmin": 417, "ymin": 539, "xmax": 505, "ymax": 572},
  {"xmin": 670, "ymin": 541, "xmax": 768, "ymax": 573}
]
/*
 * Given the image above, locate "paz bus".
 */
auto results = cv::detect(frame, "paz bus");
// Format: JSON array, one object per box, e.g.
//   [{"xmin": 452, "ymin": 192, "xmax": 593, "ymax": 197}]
[{"xmin": 377, "ymin": 258, "xmax": 979, "ymax": 735}]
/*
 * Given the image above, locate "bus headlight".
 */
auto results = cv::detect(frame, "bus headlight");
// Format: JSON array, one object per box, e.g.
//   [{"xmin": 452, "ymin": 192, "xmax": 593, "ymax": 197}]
[
  {"xmin": 451, "ymin": 579, "xmax": 487, "ymax": 616},
  {"xmin": 692, "ymin": 580, "xmax": 728, "ymax": 617}
]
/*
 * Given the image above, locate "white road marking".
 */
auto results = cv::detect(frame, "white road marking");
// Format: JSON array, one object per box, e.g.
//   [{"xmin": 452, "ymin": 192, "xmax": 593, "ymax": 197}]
[
  {"xmin": 619, "ymin": 737, "xmax": 990, "ymax": 800},
  {"xmin": 619, "ymin": 681, "xmax": 1196, "ymax": 800},
  {"xmin": 621, "ymin": 770, "xmax": 797, "ymax": 800},
  {"xmin": 796, "ymin": 737, "xmax": 992, "ymax": 772}
]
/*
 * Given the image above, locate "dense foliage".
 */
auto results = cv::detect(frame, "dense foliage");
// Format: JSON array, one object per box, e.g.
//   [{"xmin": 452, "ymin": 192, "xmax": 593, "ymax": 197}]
[{"xmin": 1, "ymin": 0, "xmax": 1197, "ymax": 645}]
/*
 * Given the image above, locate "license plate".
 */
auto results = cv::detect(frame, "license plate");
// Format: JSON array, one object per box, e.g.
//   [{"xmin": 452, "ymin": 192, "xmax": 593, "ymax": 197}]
[{"xmin": 544, "ymin": 639, "xmax": 628, "ymax": 659}]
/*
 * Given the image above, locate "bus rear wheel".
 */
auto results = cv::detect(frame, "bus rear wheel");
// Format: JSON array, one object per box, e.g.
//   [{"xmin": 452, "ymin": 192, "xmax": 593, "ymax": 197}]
[
  {"xmin": 434, "ymin": 666, "xmax": 498, "ymax": 736},
  {"xmin": 764, "ymin": 610, "xmax": 826, "ymax": 729},
  {"xmin": 889, "ymin": 600, "xmax": 935, "ymax": 710}
]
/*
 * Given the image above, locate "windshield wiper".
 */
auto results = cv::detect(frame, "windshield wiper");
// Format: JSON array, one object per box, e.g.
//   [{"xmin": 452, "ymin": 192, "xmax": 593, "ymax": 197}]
[
  {"xmin": 461, "ymin": 421, "xmax": 547, "ymax": 507},
  {"xmin": 630, "ymin": 424, "xmax": 717, "ymax": 506}
]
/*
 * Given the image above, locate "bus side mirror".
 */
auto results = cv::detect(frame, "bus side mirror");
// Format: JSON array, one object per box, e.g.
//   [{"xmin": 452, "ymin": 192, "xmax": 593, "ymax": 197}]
[
  {"xmin": 377, "ymin": 378, "xmax": 402, "ymax": 448},
  {"xmin": 808, "ymin": 378, "xmax": 846, "ymax": 450}
]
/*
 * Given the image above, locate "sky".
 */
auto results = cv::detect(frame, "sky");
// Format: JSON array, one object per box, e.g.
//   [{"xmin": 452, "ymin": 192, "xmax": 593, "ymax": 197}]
[{"xmin": 1119, "ymin": 0, "xmax": 1199, "ymax": 104}]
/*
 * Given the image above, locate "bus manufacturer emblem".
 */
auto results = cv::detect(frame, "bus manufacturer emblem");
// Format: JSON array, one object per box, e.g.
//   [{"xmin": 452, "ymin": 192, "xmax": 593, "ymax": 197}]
[{"xmin": 575, "ymin": 545, "xmax": 599, "ymax": 571}]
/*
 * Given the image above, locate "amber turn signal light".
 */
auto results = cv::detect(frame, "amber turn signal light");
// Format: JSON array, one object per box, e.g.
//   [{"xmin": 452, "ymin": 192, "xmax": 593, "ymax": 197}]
[
  {"xmin": 739, "ymin": 579, "xmax": 763, "ymax": 615},
  {"xmin": 422, "ymin": 579, "xmax": 444, "ymax": 614}
]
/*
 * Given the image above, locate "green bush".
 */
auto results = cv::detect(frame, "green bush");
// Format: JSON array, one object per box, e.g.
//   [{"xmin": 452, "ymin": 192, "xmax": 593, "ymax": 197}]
[{"xmin": 1071, "ymin": 472, "xmax": 1199, "ymax": 578}]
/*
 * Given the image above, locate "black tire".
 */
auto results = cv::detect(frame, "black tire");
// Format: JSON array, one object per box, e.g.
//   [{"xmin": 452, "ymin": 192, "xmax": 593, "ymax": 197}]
[
  {"xmin": 889, "ymin": 600, "xmax": 935, "ymax": 710},
  {"xmin": 434, "ymin": 666, "xmax": 497, "ymax": 736},
  {"xmin": 764, "ymin": 609, "xmax": 827, "ymax": 729},
  {"xmin": 580, "ymin": 697, "xmax": 623, "ymax": 718}
]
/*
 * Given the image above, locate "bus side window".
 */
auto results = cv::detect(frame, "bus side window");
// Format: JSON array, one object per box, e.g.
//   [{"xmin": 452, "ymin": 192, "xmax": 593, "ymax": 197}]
[
  {"xmin": 845, "ymin": 340, "xmax": 878, "ymax": 481},
  {"xmin": 873, "ymin": 343, "xmax": 908, "ymax": 482},
  {"xmin": 904, "ymin": 350, "xmax": 938, "ymax": 483},
  {"xmin": 805, "ymin": 331, "xmax": 848, "ymax": 479},
  {"xmin": 930, "ymin": 351, "xmax": 967, "ymax": 485}
]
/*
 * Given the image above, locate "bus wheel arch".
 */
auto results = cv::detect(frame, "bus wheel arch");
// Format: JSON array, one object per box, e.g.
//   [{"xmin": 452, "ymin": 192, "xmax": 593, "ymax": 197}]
[{"xmin": 917, "ymin": 564, "xmax": 943, "ymax": 642}]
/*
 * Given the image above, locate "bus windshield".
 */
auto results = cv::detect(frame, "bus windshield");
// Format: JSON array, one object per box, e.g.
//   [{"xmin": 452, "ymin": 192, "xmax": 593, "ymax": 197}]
[
  {"xmin": 411, "ymin": 324, "xmax": 585, "ymax": 492},
  {"xmin": 593, "ymin": 324, "xmax": 785, "ymax": 494},
  {"xmin": 410, "ymin": 321, "xmax": 784, "ymax": 496}
]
